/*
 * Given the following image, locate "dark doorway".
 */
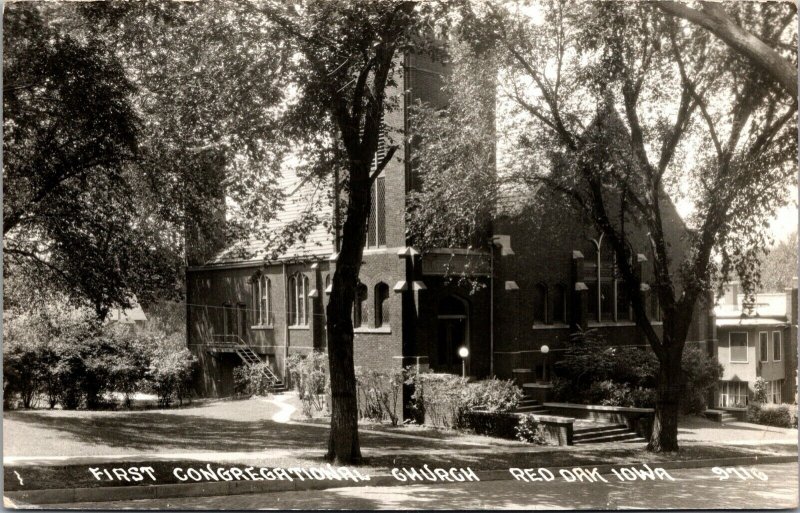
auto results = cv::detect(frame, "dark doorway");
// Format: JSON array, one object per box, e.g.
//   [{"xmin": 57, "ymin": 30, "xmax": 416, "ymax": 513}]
[{"xmin": 434, "ymin": 295, "xmax": 469, "ymax": 375}]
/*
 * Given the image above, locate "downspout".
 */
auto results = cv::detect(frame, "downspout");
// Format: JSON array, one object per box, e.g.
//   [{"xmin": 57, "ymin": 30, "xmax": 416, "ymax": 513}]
[
  {"xmin": 490, "ymin": 246, "xmax": 494, "ymax": 377},
  {"xmin": 282, "ymin": 262, "xmax": 289, "ymax": 382}
]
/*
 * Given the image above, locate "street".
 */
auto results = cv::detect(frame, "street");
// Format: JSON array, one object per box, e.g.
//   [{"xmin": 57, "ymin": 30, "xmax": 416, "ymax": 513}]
[{"xmin": 32, "ymin": 462, "xmax": 798, "ymax": 510}]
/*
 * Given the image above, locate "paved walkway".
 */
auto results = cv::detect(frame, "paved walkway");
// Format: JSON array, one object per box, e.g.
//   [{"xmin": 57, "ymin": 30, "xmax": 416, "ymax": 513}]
[{"xmin": 30, "ymin": 462, "xmax": 799, "ymax": 510}]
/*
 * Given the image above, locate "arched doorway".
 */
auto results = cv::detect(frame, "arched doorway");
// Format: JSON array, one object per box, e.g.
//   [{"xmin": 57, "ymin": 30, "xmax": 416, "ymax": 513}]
[{"xmin": 434, "ymin": 295, "xmax": 469, "ymax": 375}]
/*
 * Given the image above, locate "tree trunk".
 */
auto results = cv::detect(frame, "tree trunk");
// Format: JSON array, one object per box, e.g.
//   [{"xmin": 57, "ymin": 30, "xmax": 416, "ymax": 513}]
[
  {"xmin": 648, "ymin": 345, "xmax": 683, "ymax": 452},
  {"xmin": 324, "ymin": 177, "xmax": 370, "ymax": 464}
]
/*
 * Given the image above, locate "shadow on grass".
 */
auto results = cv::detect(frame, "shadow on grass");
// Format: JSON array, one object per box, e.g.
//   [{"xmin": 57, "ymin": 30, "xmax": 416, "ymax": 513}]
[{"xmin": 4, "ymin": 411, "xmax": 452, "ymax": 455}]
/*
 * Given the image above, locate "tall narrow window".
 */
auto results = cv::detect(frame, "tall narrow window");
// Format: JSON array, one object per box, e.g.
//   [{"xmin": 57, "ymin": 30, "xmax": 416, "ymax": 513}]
[
  {"xmin": 375, "ymin": 282, "xmax": 390, "ymax": 328},
  {"xmin": 759, "ymin": 332, "xmax": 769, "ymax": 362},
  {"xmin": 772, "ymin": 331, "xmax": 782, "ymax": 361},
  {"xmin": 289, "ymin": 273, "xmax": 308, "ymax": 326},
  {"xmin": 288, "ymin": 276, "xmax": 298, "ymax": 326},
  {"xmin": 533, "ymin": 283, "xmax": 548, "ymax": 324},
  {"xmin": 366, "ymin": 125, "xmax": 387, "ymax": 249},
  {"xmin": 252, "ymin": 275, "xmax": 271, "ymax": 326},
  {"xmin": 729, "ymin": 332, "xmax": 748, "ymax": 363},
  {"xmin": 553, "ymin": 284, "xmax": 567, "ymax": 324},
  {"xmin": 353, "ymin": 283, "xmax": 368, "ymax": 328}
]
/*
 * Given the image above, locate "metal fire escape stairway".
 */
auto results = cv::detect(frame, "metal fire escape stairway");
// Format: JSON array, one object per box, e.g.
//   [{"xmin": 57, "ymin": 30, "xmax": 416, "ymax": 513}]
[{"xmin": 209, "ymin": 335, "xmax": 285, "ymax": 392}]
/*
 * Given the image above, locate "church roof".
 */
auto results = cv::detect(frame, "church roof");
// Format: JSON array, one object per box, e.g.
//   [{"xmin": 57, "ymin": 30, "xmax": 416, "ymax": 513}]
[{"xmin": 207, "ymin": 172, "xmax": 334, "ymax": 266}]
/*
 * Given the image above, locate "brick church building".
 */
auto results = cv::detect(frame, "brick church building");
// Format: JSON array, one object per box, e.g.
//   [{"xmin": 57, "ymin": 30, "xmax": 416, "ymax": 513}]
[{"xmin": 185, "ymin": 53, "xmax": 715, "ymax": 402}]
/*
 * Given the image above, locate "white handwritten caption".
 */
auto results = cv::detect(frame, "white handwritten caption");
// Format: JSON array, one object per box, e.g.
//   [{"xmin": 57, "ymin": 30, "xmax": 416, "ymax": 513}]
[{"xmin": 711, "ymin": 466, "xmax": 768, "ymax": 481}]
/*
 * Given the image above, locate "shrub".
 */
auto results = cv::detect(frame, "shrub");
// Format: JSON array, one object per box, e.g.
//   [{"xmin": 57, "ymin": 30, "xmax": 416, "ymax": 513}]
[
  {"xmin": 3, "ymin": 344, "xmax": 43, "ymax": 408},
  {"xmin": 588, "ymin": 380, "xmax": 633, "ymax": 407},
  {"xmin": 748, "ymin": 403, "xmax": 793, "ymax": 428},
  {"xmin": 461, "ymin": 410, "xmax": 521, "ymax": 439},
  {"xmin": 680, "ymin": 345, "xmax": 723, "ymax": 414},
  {"xmin": 752, "ymin": 378, "xmax": 768, "ymax": 404},
  {"xmin": 408, "ymin": 374, "xmax": 522, "ymax": 429},
  {"xmin": 461, "ymin": 378, "xmax": 523, "ymax": 413},
  {"xmin": 516, "ymin": 415, "xmax": 549, "ymax": 444},
  {"xmin": 630, "ymin": 387, "xmax": 657, "ymax": 408},
  {"xmin": 287, "ymin": 351, "xmax": 328, "ymax": 418},
  {"xmin": 355, "ymin": 367, "xmax": 404, "ymax": 426},
  {"xmin": 146, "ymin": 347, "xmax": 197, "ymax": 407},
  {"xmin": 234, "ymin": 363, "xmax": 275, "ymax": 398}
]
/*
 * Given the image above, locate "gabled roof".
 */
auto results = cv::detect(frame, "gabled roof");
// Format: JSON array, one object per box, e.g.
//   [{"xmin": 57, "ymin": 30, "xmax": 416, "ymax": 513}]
[{"xmin": 207, "ymin": 172, "xmax": 334, "ymax": 266}]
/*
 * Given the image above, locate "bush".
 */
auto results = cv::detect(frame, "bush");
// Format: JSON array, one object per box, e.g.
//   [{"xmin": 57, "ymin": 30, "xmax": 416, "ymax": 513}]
[
  {"xmin": 461, "ymin": 410, "xmax": 520, "ymax": 438},
  {"xmin": 516, "ymin": 415, "xmax": 549, "ymax": 444},
  {"xmin": 408, "ymin": 373, "xmax": 522, "ymax": 429},
  {"xmin": 752, "ymin": 377, "xmax": 768, "ymax": 404},
  {"xmin": 553, "ymin": 332, "xmax": 722, "ymax": 414},
  {"xmin": 355, "ymin": 367, "xmax": 404, "ymax": 426},
  {"xmin": 747, "ymin": 403, "xmax": 794, "ymax": 428},
  {"xmin": 588, "ymin": 380, "xmax": 633, "ymax": 407},
  {"xmin": 146, "ymin": 347, "xmax": 197, "ymax": 407},
  {"xmin": 680, "ymin": 345, "xmax": 723, "ymax": 414},
  {"xmin": 234, "ymin": 363, "xmax": 276, "ymax": 398},
  {"xmin": 461, "ymin": 378, "xmax": 523, "ymax": 413},
  {"xmin": 287, "ymin": 351, "xmax": 328, "ymax": 418},
  {"xmin": 3, "ymin": 344, "xmax": 43, "ymax": 408}
]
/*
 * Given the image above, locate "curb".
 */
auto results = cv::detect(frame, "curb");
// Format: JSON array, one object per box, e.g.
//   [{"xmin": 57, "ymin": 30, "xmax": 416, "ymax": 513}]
[{"xmin": 5, "ymin": 454, "xmax": 797, "ymax": 506}]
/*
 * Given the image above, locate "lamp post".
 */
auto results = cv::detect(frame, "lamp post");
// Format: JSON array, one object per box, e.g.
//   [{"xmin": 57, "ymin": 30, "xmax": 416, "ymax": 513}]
[
  {"xmin": 458, "ymin": 346, "xmax": 469, "ymax": 378},
  {"xmin": 540, "ymin": 345, "xmax": 550, "ymax": 382}
]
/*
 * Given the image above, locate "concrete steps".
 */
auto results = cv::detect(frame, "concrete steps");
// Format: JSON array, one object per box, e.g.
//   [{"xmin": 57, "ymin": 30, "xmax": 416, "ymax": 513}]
[
  {"xmin": 572, "ymin": 423, "xmax": 646, "ymax": 444},
  {"xmin": 704, "ymin": 409, "xmax": 738, "ymax": 423},
  {"xmin": 515, "ymin": 398, "xmax": 550, "ymax": 414}
]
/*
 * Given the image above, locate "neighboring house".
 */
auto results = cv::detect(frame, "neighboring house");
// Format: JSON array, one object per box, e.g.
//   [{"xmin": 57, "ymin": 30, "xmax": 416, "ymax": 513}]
[
  {"xmin": 713, "ymin": 280, "xmax": 798, "ymax": 407},
  {"xmin": 107, "ymin": 298, "xmax": 148, "ymax": 328},
  {"xmin": 185, "ymin": 53, "xmax": 715, "ymax": 408}
]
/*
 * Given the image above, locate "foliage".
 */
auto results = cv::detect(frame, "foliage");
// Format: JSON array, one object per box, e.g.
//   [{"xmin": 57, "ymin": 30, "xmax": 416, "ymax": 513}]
[
  {"xmin": 3, "ymin": 302, "xmax": 196, "ymax": 409},
  {"xmin": 461, "ymin": 410, "xmax": 520, "ymax": 439},
  {"xmin": 409, "ymin": 373, "xmax": 522, "ymax": 429},
  {"xmin": 287, "ymin": 351, "xmax": 329, "ymax": 418},
  {"xmin": 679, "ymin": 346, "xmax": 724, "ymax": 415},
  {"xmin": 757, "ymin": 232, "xmax": 798, "ymax": 292},
  {"xmin": 146, "ymin": 346, "xmax": 197, "ymax": 407},
  {"xmin": 752, "ymin": 378, "xmax": 769, "ymax": 404},
  {"xmin": 233, "ymin": 363, "xmax": 275, "ymax": 398},
  {"xmin": 461, "ymin": 378, "xmax": 523, "ymax": 413},
  {"xmin": 407, "ymin": 42, "xmax": 496, "ymax": 252},
  {"xmin": 450, "ymin": 0, "xmax": 796, "ymax": 451},
  {"xmin": 747, "ymin": 403, "xmax": 795, "ymax": 428},
  {"xmin": 516, "ymin": 415, "xmax": 549, "ymax": 445},
  {"xmin": 553, "ymin": 333, "xmax": 720, "ymax": 413},
  {"xmin": 355, "ymin": 367, "xmax": 404, "ymax": 426},
  {"xmin": 3, "ymin": 344, "xmax": 43, "ymax": 408}
]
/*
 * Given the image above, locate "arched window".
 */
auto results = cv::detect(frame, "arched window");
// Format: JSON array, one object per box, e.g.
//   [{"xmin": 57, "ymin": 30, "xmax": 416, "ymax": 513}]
[
  {"xmin": 375, "ymin": 282, "xmax": 390, "ymax": 328},
  {"xmin": 353, "ymin": 283, "xmax": 368, "ymax": 328},
  {"xmin": 252, "ymin": 275, "xmax": 272, "ymax": 326},
  {"xmin": 553, "ymin": 284, "xmax": 567, "ymax": 324},
  {"xmin": 289, "ymin": 273, "xmax": 308, "ymax": 326},
  {"xmin": 533, "ymin": 283, "xmax": 548, "ymax": 324}
]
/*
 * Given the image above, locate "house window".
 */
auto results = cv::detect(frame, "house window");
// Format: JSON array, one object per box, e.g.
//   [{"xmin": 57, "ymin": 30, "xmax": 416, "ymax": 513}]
[
  {"xmin": 759, "ymin": 332, "xmax": 769, "ymax": 362},
  {"xmin": 252, "ymin": 275, "xmax": 272, "ymax": 326},
  {"xmin": 719, "ymin": 380, "xmax": 749, "ymax": 407},
  {"xmin": 353, "ymin": 283, "xmax": 368, "ymax": 328},
  {"xmin": 772, "ymin": 331, "xmax": 782, "ymax": 361},
  {"xmin": 375, "ymin": 282, "xmax": 390, "ymax": 328},
  {"xmin": 729, "ymin": 332, "xmax": 748, "ymax": 363},
  {"xmin": 533, "ymin": 283, "xmax": 548, "ymax": 324},
  {"xmin": 769, "ymin": 379, "xmax": 783, "ymax": 404},
  {"xmin": 289, "ymin": 273, "xmax": 309, "ymax": 326},
  {"xmin": 552, "ymin": 284, "xmax": 567, "ymax": 324}
]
